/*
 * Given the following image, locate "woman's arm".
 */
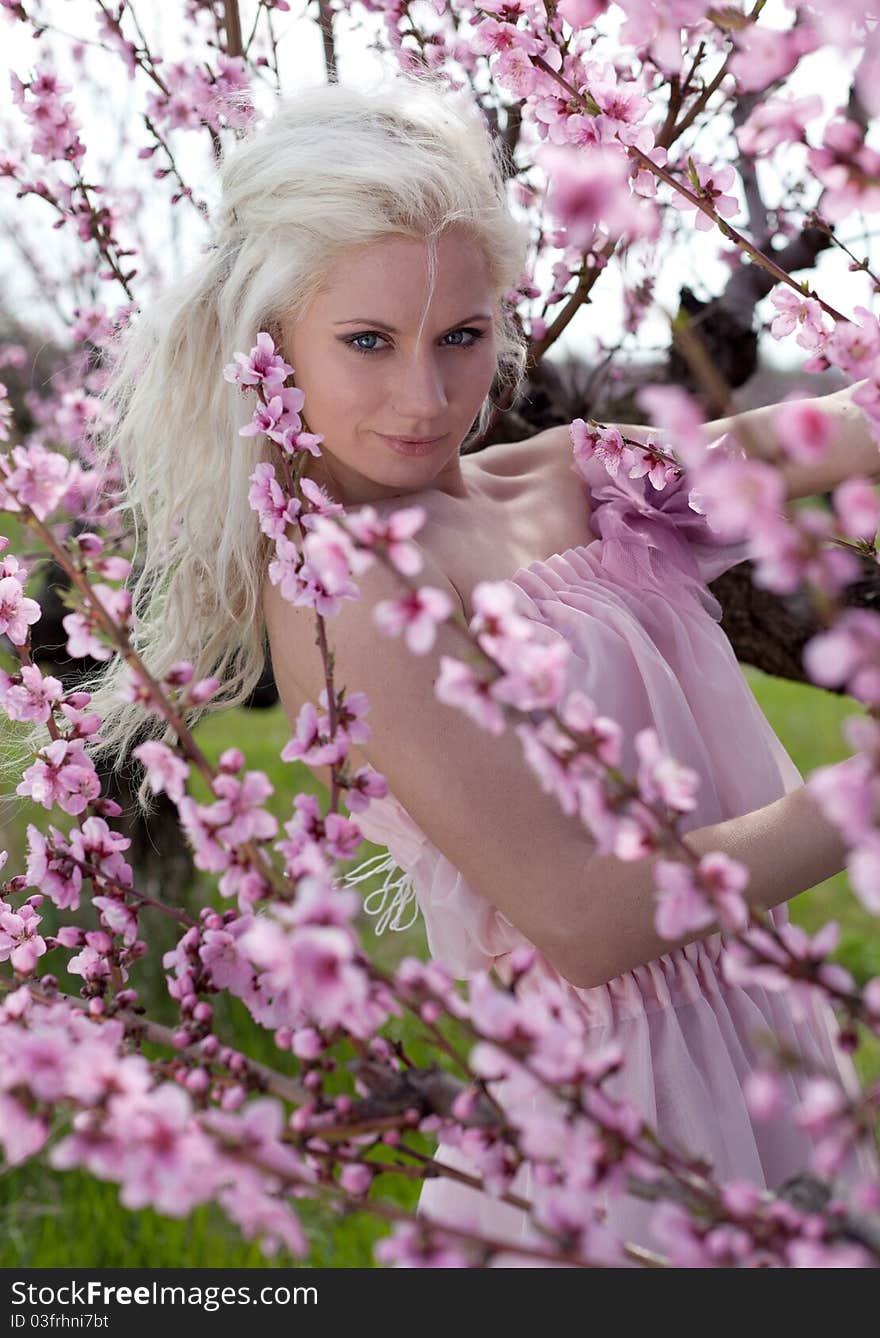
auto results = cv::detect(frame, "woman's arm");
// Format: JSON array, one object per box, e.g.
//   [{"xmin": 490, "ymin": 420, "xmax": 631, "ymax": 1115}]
[
  {"xmin": 567, "ymin": 774, "xmax": 853, "ymax": 989},
  {"xmin": 573, "ymin": 380, "xmax": 880, "ymax": 505},
  {"xmin": 700, "ymin": 379, "xmax": 880, "ymax": 503}
]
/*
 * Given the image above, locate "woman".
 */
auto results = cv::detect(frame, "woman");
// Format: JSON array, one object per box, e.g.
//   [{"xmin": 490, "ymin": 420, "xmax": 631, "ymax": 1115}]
[{"xmin": 86, "ymin": 73, "xmax": 877, "ymax": 1264}]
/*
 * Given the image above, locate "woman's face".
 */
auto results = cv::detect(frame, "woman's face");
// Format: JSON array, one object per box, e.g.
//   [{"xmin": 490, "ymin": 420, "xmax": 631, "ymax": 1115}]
[{"xmin": 280, "ymin": 229, "xmax": 498, "ymax": 506}]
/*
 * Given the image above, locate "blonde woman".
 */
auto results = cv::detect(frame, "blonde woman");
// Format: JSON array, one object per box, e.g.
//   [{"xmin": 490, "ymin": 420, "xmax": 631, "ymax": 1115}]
[{"xmin": 78, "ymin": 75, "xmax": 877, "ymax": 1262}]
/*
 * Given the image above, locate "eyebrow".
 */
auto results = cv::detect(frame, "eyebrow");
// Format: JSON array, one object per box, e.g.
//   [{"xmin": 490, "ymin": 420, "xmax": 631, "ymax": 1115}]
[{"xmin": 332, "ymin": 313, "xmax": 492, "ymax": 333}]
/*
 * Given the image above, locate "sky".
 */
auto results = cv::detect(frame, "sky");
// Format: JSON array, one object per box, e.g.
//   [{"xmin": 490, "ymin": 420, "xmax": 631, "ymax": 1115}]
[{"xmin": 0, "ymin": 0, "xmax": 876, "ymax": 387}]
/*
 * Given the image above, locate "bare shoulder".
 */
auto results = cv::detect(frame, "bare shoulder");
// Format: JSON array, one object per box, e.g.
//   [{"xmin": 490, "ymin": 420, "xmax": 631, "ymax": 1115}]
[
  {"xmin": 261, "ymin": 532, "xmax": 467, "ymax": 789},
  {"xmin": 471, "ymin": 424, "xmax": 573, "ymax": 481}
]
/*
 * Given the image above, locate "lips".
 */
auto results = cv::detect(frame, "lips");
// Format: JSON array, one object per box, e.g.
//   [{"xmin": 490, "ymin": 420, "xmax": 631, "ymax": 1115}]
[
  {"xmin": 380, "ymin": 434, "xmax": 444, "ymax": 444},
  {"xmin": 380, "ymin": 432, "xmax": 447, "ymax": 458}
]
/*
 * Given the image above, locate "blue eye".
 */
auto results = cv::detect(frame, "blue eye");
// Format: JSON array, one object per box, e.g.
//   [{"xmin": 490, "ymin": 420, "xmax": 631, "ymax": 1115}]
[
  {"xmin": 342, "ymin": 328, "xmax": 486, "ymax": 355},
  {"xmin": 349, "ymin": 332, "xmax": 386, "ymax": 354}
]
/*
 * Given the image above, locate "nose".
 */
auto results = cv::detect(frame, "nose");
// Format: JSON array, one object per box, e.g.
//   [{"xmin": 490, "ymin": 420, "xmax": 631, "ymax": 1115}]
[{"xmin": 390, "ymin": 351, "xmax": 450, "ymax": 423}]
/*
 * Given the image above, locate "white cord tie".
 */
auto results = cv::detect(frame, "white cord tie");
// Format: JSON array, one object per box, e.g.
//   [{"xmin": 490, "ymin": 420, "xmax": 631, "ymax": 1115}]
[{"xmin": 341, "ymin": 850, "xmax": 420, "ymax": 935}]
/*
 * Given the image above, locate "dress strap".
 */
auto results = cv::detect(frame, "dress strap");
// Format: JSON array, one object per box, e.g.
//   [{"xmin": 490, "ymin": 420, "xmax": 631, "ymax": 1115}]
[{"xmin": 341, "ymin": 850, "xmax": 420, "ymax": 935}]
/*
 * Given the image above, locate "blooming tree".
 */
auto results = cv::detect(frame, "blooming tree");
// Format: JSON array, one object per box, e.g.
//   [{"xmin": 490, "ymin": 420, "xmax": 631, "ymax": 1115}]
[{"xmin": 1, "ymin": 0, "xmax": 880, "ymax": 1268}]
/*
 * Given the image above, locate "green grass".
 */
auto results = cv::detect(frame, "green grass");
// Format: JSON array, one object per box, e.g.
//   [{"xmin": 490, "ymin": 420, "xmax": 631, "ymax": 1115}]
[{"xmin": 1, "ymin": 667, "xmax": 879, "ymax": 1264}]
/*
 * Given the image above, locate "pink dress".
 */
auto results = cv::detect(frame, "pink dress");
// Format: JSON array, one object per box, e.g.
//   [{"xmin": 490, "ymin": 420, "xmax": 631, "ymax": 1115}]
[{"xmin": 343, "ymin": 453, "xmax": 879, "ymax": 1265}]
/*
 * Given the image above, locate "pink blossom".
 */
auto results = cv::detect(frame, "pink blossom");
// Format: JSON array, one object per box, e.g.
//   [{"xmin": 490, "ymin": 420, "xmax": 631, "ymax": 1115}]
[
  {"xmin": 7, "ymin": 1025, "xmax": 70, "ymax": 1101},
  {"xmin": 846, "ymin": 833, "xmax": 880, "ymax": 913},
  {"xmin": 773, "ymin": 396, "xmax": 836, "ymax": 464},
  {"xmin": 344, "ymin": 504, "xmax": 427, "ymax": 577},
  {"xmin": 627, "ymin": 441, "xmax": 678, "ymax": 490},
  {"xmin": 794, "ymin": 1077, "xmax": 847, "ymax": 1136},
  {"xmin": 669, "ymin": 160, "xmax": 740, "ymax": 232},
  {"xmin": 296, "ymin": 475, "xmax": 344, "ymax": 526},
  {"xmin": 591, "ymin": 74, "xmax": 651, "ymax": 129},
  {"xmin": 247, "ymin": 461, "xmax": 300, "ymax": 540},
  {"xmin": 491, "ymin": 637, "xmax": 570, "ymax": 712},
  {"xmin": 516, "ymin": 718, "xmax": 581, "ymax": 818},
  {"xmin": 147, "ymin": 62, "xmax": 221, "ymax": 131},
  {"xmin": 729, "ymin": 22, "xmax": 818, "ymax": 95},
  {"xmin": 636, "ymin": 383, "xmax": 707, "ymax": 467},
  {"xmin": 316, "ymin": 687, "xmax": 371, "ymax": 747},
  {"xmin": 814, "ymin": 306, "xmax": 880, "ymax": 382},
  {"xmin": 224, "ymin": 332, "xmax": 293, "ymax": 390},
  {"xmin": 744, "ymin": 1066, "xmax": 785, "ymax": 1121},
  {"xmin": 809, "ymin": 117, "xmax": 880, "ymax": 223},
  {"xmin": 748, "ymin": 506, "xmax": 859, "ymax": 599},
  {"xmin": 768, "ymin": 286, "xmax": 830, "ymax": 351},
  {"xmin": 70, "ymin": 304, "xmax": 116, "ymax": 345},
  {"xmin": 293, "ymin": 514, "xmax": 372, "ymax": 615},
  {"xmin": 653, "ymin": 860, "xmax": 715, "ymax": 939},
  {"xmin": 92, "ymin": 894, "xmax": 139, "ymax": 945},
  {"xmin": 735, "ymin": 94, "xmax": 824, "ymax": 156},
  {"xmin": 570, "ymin": 419, "xmax": 629, "ymax": 475},
  {"xmin": 0, "ymin": 440, "xmax": 70, "ymax": 518},
  {"xmin": 106, "ymin": 1084, "xmax": 219, "ymax": 1215},
  {"xmin": 67, "ymin": 816, "xmax": 133, "ymax": 890},
  {"xmin": 17, "ymin": 737, "xmax": 102, "ymax": 815},
  {"xmin": 696, "ymin": 851, "xmax": 750, "ymax": 932},
  {"xmin": 132, "ymin": 740, "xmax": 191, "ymax": 803},
  {"xmin": 807, "ymin": 749, "xmax": 871, "ymax": 840},
  {"xmin": 278, "ymin": 792, "xmax": 361, "ymax": 867},
  {"xmin": 62, "ymin": 584, "xmax": 131, "ymax": 661},
  {"xmin": 0, "ymin": 573, "xmax": 41, "ymax": 644},
  {"xmin": 239, "ymin": 386, "xmax": 305, "ymax": 443},
  {"xmin": 67, "ymin": 942, "xmax": 113, "ymax": 985},
  {"xmin": 803, "ymin": 609, "xmax": 880, "ymax": 704},
  {"xmin": 469, "ymin": 17, "xmax": 525, "ymax": 58},
  {"xmin": 241, "ymin": 917, "xmax": 370, "ymax": 1032},
  {"xmin": 852, "ymin": 379, "xmax": 880, "ymax": 434},
  {"xmin": 0, "ymin": 662, "xmax": 62, "ymax": 722},
  {"xmin": 15, "ymin": 64, "xmax": 86, "ymax": 162},
  {"xmin": 373, "ymin": 584, "xmax": 455, "ymax": 654},
  {"xmin": 209, "ymin": 770, "xmax": 279, "ymax": 845},
  {"xmin": 686, "ymin": 456, "xmax": 785, "ymax": 540},
  {"xmin": 26, "ymin": 824, "xmax": 83, "ymax": 911},
  {"xmin": 612, "ymin": 805, "xmax": 664, "ymax": 861},
  {"xmin": 648, "ymin": 1200, "xmax": 713, "ymax": 1266},
  {"xmin": 556, "ymin": 0, "xmax": 610, "ymax": 27},
  {"xmin": 199, "ymin": 920, "xmax": 256, "ymax": 994},
  {"xmin": 536, "ymin": 143, "xmax": 658, "ymax": 248},
  {"xmin": 468, "ymin": 580, "xmax": 532, "ymax": 648},
  {"xmin": 374, "ymin": 1220, "xmax": 474, "ymax": 1268},
  {"xmin": 54, "ymin": 389, "xmax": 113, "ymax": 449},
  {"xmin": 435, "ymin": 655, "xmax": 505, "ymax": 736},
  {"xmin": 786, "ymin": 1239, "xmax": 876, "ymax": 1268},
  {"xmin": 629, "ymin": 142, "xmax": 668, "ymax": 200},
  {"xmin": 635, "ymin": 727, "xmax": 700, "ymax": 813},
  {"xmin": 720, "ymin": 1181, "xmax": 763, "ymax": 1217},
  {"xmin": 0, "ymin": 903, "xmax": 46, "ymax": 973},
  {"xmin": 834, "ymin": 476, "xmax": 880, "ymax": 541},
  {"xmin": 492, "ymin": 44, "xmax": 544, "ymax": 101},
  {"xmin": 0, "ymin": 1093, "xmax": 48, "ymax": 1165},
  {"xmin": 280, "ymin": 700, "xmax": 347, "ymax": 768},
  {"xmin": 340, "ymin": 1162, "xmax": 373, "ymax": 1195},
  {"xmin": 177, "ymin": 796, "xmax": 233, "ymax": 875}
]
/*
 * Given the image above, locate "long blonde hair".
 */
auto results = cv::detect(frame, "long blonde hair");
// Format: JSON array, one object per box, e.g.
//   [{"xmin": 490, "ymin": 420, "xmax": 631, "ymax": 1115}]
[{"xmin": 19, "ymin": 73, "xmax": 532, "ymax": 813}]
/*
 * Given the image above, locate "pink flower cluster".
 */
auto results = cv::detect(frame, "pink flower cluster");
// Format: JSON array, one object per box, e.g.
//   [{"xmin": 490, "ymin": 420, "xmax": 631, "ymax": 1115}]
[{"xmin": 9, "ymin": 65, "xmax": 85, "ymax": 164}]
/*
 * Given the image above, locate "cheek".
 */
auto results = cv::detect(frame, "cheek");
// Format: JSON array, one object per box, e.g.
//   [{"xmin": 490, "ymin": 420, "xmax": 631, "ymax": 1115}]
[
  {"xmin": 466, "ymin": 341, "xmax": 498, "ymax": 391},
  {"xmin": 298, "ymin": 349, "xmax": 367, "ymax": 414}
]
